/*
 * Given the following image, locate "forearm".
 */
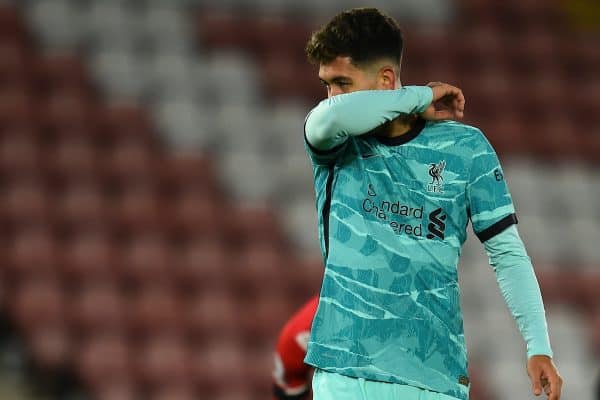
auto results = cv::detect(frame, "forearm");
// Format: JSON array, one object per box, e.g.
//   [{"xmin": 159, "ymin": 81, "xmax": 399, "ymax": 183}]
[
  {"xmin": 483, "ymin": 225, "xmax": 553, "ymax": 358},
  {"xmin": 305, "ymin": 86, "xmax": 433, "ymax": 150}
]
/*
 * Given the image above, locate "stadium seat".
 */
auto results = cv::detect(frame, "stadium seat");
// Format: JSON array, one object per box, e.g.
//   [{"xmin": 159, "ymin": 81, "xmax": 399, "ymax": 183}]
[
  {"xmin": 26, "ymin": 323, "xmax": 71, "ymax": 372},
  {"xmin": 243, "ymin": 345, "xmax": 278, "ymax": 395},
  {"xmin": 27, "ymin": 0, "xmax": 84, "ymax": 50},
  {"xmin": 45, "ymin": 133, "xmax": 100, "ymax": 177},
  {"xmin": 61, "ymin": 226, "xmax": 117, "ymax": 284},
  {"xmin": 239, "ymin": 289, "xmax": 296, "ymax": 348},
  {"xmin": 284, "ymin": 258, "xmax": 323, "ymax": 305},
  {"xmin": 149, "ymin": 385, "xmax": 198, "ymax": 400},
  {"xmin": 167, "ymin": 189, "xmax": 222, "ymax": 239},
  {"xmin": 0, "ymin": 5, "xmax": 28, "ymax": 42},
  {"xmin": 10, "ymin": 276, "xmax": 65, "ymax": 333},
  {"xmin": 119, "ymin": 231, "xmax": 172, "ymax": 286},
  {"xmin": 145, "ymin": 52, "xmax": 203, "ymax": 99},
  {"xmin": 126, "ymin": 284, "xmax": 183, "ymax": 337},
  {"xmin": 184, "ymin": 288, "xmax": 238, "ymax": 342},
  {"xmin": 191, "ymin": 336, "xmax": 246, "ymax": 391},
  {"xmin": 91, "ymin": 49, "xmax": 149, "ymax": 99},
  {"xmin": 6, "ymin": 223, "xmax": 57, "ymax": 283},
  {"xmin": 55, "ymin": 179, "xmax": 107, "ymax": 230},
  {"xmin": 69, "ymin": 279, "xmax": 125, "ymax": 336},
  {"xmin": 135, "ymin": 333, "xmax": 192, "ymax": 393},
  {"xmin": 204, "ymin": 51, "xmax": 262, "ymax": 105},
  {"xmin": 101, "ymin": 103, "xmax": 154, "ymax": 141},
  {"xmin": 111, "ymin": 182, "xmax": 165, "ymax": 234},
  {"xmin": 231, "ymin": 239, "xmax": 287, "ymax": 287},
  {"xmin": 1, "ymin": 176, "xmax": 50, "ymax": 228},
  {"xmin": 153, "ymin": 99, "xmax": 216, "ymax": 149},
  {"xmin": 173, "ymin": 236, "xmax": 231, "ymax": 292},
  {"xmin": 0, "ymin": 86, "xmax": 36, "ymax": 129},
  {"xmin": 160, "ymin": 154, "xmax": 221, "ymax": 200},
  {"xmin": 0, "ymin": 131, "xmax": 40, "ymax": 179},
  {"xmin": 93, "ymin": 382, "xmax": 138, "ymax": 400},
  {"xmin": 76, "ymin": 332, "xmax": 133, "ymax": 395},
  {"xmin": 138, "ymin": 2, "xmax": 192, "ymax": 54},
  {"xmin": 41, "ymin": 89, "xmax": 94, "ymax": 133},
  {"xmin": 81, "ymin": 1, "xmax": 138, "ymax": 52},
  {"xmin": 0, "ymin": 40, "xmax": 32, "ymax": 89},
  {"xmin": 280, "ymin": 195, "xmax": 321, "ymax": 254},
  {"xmin": 528, "ymin": 112, "xmax": 583, "ymax": 161},
  {"xmin": 35, "ymin": 53, "xmax": 93, "ymax": 96},
  {"xmin": 226, "ymin": 204, "xmax": 288, "ymax": 250},
  {"xmin": 506, "ymin": 27, "xmax": 561, "ymax": 79}
]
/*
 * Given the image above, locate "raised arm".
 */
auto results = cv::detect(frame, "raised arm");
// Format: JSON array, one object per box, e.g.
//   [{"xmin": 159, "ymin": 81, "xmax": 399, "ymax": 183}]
[
  {"xmin": 305, "ymin": 82, "xmax": 465, "ymax": 151},
  {"xmin": 305, "ymin": 86, "xmax": 433, "ymax": 151}
]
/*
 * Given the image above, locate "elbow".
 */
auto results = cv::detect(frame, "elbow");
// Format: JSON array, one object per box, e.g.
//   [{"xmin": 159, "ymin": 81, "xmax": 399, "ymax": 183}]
[{"xmin": 305, "ymin": 105, "xmax": 341, "ymax": 148}]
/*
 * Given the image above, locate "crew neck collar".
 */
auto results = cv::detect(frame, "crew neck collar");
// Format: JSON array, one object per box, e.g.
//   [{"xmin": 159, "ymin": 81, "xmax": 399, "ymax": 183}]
[{"xmin": 374, "ymin": 118, "xmax": 426, "ymax": 146}]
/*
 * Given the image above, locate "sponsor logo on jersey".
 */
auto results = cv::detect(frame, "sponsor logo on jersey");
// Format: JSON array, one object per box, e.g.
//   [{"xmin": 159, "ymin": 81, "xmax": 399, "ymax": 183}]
[{"xmin": 426, "ymin": 207, "xmax": 446, "ymax": 240}]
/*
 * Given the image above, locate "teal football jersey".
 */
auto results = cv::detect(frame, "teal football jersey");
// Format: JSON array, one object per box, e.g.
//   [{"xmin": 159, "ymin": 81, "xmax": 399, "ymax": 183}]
[{"xmin": 304, "ymin": 118, "xmax": 517, "ymax": 400}]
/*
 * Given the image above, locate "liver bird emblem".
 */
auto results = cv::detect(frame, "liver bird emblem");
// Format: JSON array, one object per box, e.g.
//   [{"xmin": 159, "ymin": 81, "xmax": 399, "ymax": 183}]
[{"xmin": 428, "ymin": 160, "xmax": 445, "ymax": 185}]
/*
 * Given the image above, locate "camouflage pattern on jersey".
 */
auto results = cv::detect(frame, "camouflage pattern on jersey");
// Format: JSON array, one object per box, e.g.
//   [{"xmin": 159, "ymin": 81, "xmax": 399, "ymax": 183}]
[{"xmin": 304, "ymin": 119, "xmax": 516, "ymax": 400}]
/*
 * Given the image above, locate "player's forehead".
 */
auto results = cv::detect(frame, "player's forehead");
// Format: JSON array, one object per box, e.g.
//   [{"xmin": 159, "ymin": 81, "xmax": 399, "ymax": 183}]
[{"xmin": 318, "ymin": 56, "xmax": 361, "ymax": 81}]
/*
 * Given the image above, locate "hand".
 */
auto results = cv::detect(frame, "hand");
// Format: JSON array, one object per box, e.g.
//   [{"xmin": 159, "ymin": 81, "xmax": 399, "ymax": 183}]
[
  {"xmin": 420, "ymin": 82, "xmax": 465, "ymax": 121},
  {"xmin": 527, "ymin": 355, "xmax": 563, "ymax": 400}
]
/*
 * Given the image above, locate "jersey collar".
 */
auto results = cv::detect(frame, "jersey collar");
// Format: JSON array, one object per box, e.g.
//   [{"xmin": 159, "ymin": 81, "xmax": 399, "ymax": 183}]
[{"xmin": 374, "ymin": 117, "xmax": 426, "ymax": 146}]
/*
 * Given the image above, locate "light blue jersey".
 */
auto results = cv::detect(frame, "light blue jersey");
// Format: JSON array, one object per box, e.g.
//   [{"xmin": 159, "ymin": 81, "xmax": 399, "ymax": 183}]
[{"xmin": 304, "ymin": 93, "xmax": 521, "ymax": 399}]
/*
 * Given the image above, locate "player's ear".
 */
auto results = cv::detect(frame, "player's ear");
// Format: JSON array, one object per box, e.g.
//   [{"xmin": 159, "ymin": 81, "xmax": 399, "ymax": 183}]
[{"xmin": 377, "ymin": 66, "xmax": 396, "ymax": 90}]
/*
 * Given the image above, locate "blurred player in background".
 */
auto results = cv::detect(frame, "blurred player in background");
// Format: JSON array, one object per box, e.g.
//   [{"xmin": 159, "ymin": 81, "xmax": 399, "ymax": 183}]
[
  {"xmin": 299, "ymin": 7, "xmax": 562, "ymax": 400},
  {"xmin": 273, "ymin": 296, "xmax": 318, "ymax": 399}
]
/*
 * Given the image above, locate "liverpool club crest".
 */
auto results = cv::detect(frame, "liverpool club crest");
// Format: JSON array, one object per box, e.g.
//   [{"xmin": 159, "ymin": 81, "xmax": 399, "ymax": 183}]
[{"xmin": 427, "ymin": 160, "xmax": 445, "ymax": 193}]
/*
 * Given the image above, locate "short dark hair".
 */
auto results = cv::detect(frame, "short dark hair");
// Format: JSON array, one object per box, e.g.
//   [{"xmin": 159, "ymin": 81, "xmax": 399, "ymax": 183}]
[{"xmin": 306, "ymin": 8, "xmax": 404, "ymax": 67}]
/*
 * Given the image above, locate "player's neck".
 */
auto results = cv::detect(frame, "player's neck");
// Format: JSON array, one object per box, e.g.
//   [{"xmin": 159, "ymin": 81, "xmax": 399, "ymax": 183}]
[{"xmin": 385, "ymin": 114, "xmax": 419, "ymax": 138}]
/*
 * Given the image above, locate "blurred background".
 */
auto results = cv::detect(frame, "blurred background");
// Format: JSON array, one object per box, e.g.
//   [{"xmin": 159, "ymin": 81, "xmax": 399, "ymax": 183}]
[{"xmin": 0, "ymin": 0, "xmax": 598, "ymax": 399}]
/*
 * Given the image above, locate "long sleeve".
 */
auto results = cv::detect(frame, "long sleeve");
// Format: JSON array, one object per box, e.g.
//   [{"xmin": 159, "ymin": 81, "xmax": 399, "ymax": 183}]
[
  {"xmin": 304, "ymin": 86, "xmax": 433, "ymax": 151},
  {"xmin": 483, "ymin": 224, "xmax": 553, "ymax": 359}
]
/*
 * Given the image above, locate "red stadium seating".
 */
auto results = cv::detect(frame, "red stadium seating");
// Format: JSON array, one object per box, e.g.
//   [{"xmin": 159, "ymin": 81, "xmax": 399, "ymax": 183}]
[
  {"xmin": 118, "ymin": 231, "xmax": 172, "ymax": 286},
  {"xmin": 173, "ymin": 236, "xmax": 231, "ymax": 292},
  {"xmin": 126, "ymin": 284, "xmax": 183, "ymax": 337},
  {"xmin": 35, "ymin": 53, "xmax": 94, "ymax": 96},
  {"xmin": 9, "ymin": 275, "xmax": 65, "ymax": 333},
  {"xmin": 1, "ymin": 176, "xmax": 51, "ymax": 228},
  {"xmin": 61, "ymin": 226, "xmax": 117, "ymax": 284},
  {"xmin": 135, "ymin": 333, "xmax": 192, "ymax": 393},
  {"xmin": 76, "ymin": 332, "xmax": 134, "ymax": 395},
  {"xmin": 69, "ymin": 279, "xmax": 125, "ymax": 336},
  {"xmin": 6, "ymin": 223, "xmax": 58, "ymax": 282},
  {"xmin": 184, "ymin": 288, "xmax": 238, "ymax": 342},
  {"xmin": 0, "ymin": 3, "xmax": 597, "ymax": 400}
]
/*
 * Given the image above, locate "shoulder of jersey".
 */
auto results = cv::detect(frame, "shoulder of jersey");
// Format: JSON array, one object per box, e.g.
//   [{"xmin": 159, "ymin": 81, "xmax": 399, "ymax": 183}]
[{"xmin": 426, "ymin": 119, "xmax": 486, "ymax": 142}]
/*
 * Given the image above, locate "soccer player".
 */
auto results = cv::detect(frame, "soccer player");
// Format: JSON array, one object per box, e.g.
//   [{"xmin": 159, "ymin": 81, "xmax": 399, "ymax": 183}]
[{"xmin": 302, "ymin": 7, "xmax": 562, "ymax": 400}]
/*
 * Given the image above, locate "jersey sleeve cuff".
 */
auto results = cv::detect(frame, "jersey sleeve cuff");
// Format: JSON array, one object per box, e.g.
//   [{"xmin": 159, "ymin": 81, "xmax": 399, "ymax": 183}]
[
  {"xmin": 304, "ymin": 132, "xmax": 346, "ymax": 165},
  {"xmin": 404, "ymin": 85, "xmax": 434, "ymax": 113},
  {"xmin": 527, "ymin": 348, "xmax": 554, "ymax": 359},
  {"xmin": 304, "ymin": 132, "xmax": 344, "ymax": 155},
  {"xmin": 475, "ymin": 213, "xmax": 518, "ymax": 242}
]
